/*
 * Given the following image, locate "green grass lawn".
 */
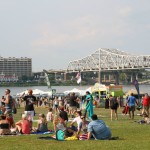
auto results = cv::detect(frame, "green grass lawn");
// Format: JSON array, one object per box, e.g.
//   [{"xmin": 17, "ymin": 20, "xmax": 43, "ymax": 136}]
[{"xmin": 0, "ymin": 107, "xmax": 150, "ymax": 150}]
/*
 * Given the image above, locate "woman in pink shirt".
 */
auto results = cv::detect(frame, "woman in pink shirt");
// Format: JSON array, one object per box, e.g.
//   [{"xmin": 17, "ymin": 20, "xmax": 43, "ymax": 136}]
[{"xmin": 15, "ymin": 114, "xmax": 31, "ymax": 134}]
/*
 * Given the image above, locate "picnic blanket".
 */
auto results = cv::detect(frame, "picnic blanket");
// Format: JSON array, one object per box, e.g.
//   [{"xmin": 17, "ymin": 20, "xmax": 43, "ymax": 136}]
[
  {"xmin": 31, "ymin": 130, "xmax": 54, "ymax": 134},
  {"xmin": 38, "ymin": 136, "xmax": 56, "ymax": 140}
]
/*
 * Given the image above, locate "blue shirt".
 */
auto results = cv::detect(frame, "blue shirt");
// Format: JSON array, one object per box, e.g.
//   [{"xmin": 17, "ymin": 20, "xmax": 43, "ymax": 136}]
[
  {"xmin": 128, "ymin": 96, "xmax": 136, "ymax": 107},
  {"xmin": 88, "ymin": 120, "xmax": 111, "ymax": 140}
]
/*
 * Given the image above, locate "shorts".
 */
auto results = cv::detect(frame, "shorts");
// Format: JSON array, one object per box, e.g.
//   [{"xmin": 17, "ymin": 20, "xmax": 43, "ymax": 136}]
[
  {"xmin": 24, "ymin": 110, "xmax": 34, "ymax": 121},
  {"xmin": 143, "ymin": 106, "xmax": 149, "ymax": 111},
  {"xmin": 110, "ymin": 106, "xmax": 118, "ymax": 110},
  {"xmin": 54, "ymin": 105, "xmax": 58, "ymax": 108},
  {"xmin": 129, "ymin": 106, "xmax": 135, "ymax": 112},
  {"xmin": 110, "ymin": 104, "xmax": 118, "ymax": 110}
]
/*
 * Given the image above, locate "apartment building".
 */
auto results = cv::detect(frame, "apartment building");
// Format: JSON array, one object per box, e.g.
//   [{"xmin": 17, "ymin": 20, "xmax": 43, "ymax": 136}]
[{"xmin": 0, "ymin": 56, "xmax": 32, "ymax": 78}]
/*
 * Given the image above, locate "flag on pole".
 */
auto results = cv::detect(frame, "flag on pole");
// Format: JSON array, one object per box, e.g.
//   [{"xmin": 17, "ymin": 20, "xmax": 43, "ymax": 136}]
[{"xmin": 76, "ymin": 72, "xmax": 81, "ymax": 84}]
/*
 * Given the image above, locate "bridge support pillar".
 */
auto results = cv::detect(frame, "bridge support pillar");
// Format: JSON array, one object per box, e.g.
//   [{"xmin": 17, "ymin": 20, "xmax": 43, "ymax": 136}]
[
  {"xmin": 109, "ymin": 74, "xmax": 111, "ymax": 82},
  {"xmin": 54, "ymin": 72, "xmax": 57, "ymax": 81},
  {"xmin": 64, "ymin": 73, "xmax": 67, "ymax": 81},
  {"xmin": 136, "ymin": 73, "xmax": 138, "ymax": 80},
  {"xmin": 115, "ymin": 72, "xmax": 119, "ymax": 85},
  {"xmin": 104, "ymin": 74, "xmax": 106, "ymax": 82},
  {"xmin": 131, "ymin": 74, "xmax": 133, "ymax": 83},
  {"xmin": 98, "ymin": 71, "xmax": 102, "ymax": 84}
]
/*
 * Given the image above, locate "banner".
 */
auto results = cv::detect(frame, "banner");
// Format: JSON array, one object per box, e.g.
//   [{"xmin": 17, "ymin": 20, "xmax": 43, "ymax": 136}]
[
  {"xmin": 133, "ymin": 79, "xmax": 140, "ymax": 102},
  {"xmin": 76, "ymin": 72, "xmax": 81, "ymax": 84},
  {"xmin": 44, "ymin": 72, "xmax": 51, "ymax": 89}
]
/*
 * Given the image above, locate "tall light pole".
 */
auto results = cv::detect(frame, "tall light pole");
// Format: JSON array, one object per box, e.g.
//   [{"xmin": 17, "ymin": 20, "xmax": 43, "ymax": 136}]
[{"xmin": 98, "ymin": 49, "xmax": 101, "ymax": 83}]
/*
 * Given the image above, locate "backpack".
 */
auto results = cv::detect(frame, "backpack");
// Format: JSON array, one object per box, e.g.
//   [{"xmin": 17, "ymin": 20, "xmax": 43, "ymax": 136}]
[
  {"xmin": 12, "ymin": 107, "xmax": 17, "ymax": 114},
  {"xmin": 56, "ymin": 129, "xmax": 65, "ymax": 141}
]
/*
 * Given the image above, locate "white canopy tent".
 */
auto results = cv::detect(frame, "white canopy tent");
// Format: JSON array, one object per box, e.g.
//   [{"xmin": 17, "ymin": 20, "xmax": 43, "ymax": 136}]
[
  {"xmin": 64, "ymin": 88, "xmax": 81, "ymax": 95},
  {"xmin": 16, "ymin": 89, "xmax": 49, "ymax": 97},
  {"xmin": 42, "ymin": 91, "xmax": 52, "ymax": 96},
  {"xmin": 16, "ymin": 90, "xmax": 28, "ymax": 96},
  {"xmin": 33, "ymin": 89, "xmax": 45, "ymax": 95},
  {"xmin": 63, "ymin": 87, "xmax": 92, "ymax": 96}
]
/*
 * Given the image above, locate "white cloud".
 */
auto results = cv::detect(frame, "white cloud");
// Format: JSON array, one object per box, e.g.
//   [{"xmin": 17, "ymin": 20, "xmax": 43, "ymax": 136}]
[
  {"xmin": 31, "ymin": 15, "xmax": 99, "ymax": 48},
  {"xmin": 118, "ymin": 6, "xmax": 133, "ymax": 17},
  {"xmin": 1, "ymin": 0, "xmax": 150, "ymax": 71}
]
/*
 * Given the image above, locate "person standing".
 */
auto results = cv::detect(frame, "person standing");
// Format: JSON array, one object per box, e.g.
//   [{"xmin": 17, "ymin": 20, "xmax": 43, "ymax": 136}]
[
  {"xmin": 53, "ymin": 97, "xmax": 59, "ymax": 114},
  {"xmin": 142, "ymin": 93, "xmax": 150, "ymax": 117},
  {"xmin": 109, "ymin": 95, "xmax": 119, "ymax": 121},
  {"xmin": 46, "ymin": 108, "xmax": 53, "ymax": 122},
  {"xmin": 22, "ymin": 89, "xmax": 36, "ymax": 121},
  {"xmin": 1, "ymin": 89, "xmax": 13, "ymax": 115},
  {"xmin": 85, "ymin": 91, "xmax": 92, "ymax": 105},
  {"xmin": 127, "ymin": 93, "xmax": 138, "ymax": 120},
  {"xmin": 69, "ymin": 93, "xmax": 77, "ymax": 118},
  {"xmin": 84, "ymin": 91, "xmax": 93, "ymax": 119},
  {"xmin": 87, "ymin": 114, "xmax": 112, "ymax": 140},
  {"xmin": 105, "ymin": 96, "xmax": 109, "ymax": 109}
]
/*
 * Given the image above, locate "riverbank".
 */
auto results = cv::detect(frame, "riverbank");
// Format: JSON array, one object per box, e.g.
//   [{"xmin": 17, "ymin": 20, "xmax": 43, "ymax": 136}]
[
  {"xmin": 0, "ymin": 84, "xmax": 149, "ymax": 97},
  {"xmin": 0, "ymin": 81, "xmax": 87, "ymax": 87}
]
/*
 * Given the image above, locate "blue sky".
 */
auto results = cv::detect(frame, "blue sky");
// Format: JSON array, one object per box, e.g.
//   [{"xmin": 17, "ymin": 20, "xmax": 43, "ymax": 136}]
[{"xmin": 0, "ymin": 0, "xmax": 150, "ymax": 71}]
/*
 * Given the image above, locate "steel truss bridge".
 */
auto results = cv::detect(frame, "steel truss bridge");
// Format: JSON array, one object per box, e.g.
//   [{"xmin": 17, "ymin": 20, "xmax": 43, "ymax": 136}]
[{"xmin": 67, "ymin": 48, "xmax": 150, "ymax": 72}]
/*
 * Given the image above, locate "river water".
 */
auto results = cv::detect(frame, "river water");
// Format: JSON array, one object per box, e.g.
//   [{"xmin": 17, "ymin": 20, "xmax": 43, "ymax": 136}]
[{"xmin": 0, "ymin": 84, "xmax": 149, "ymax": 97}]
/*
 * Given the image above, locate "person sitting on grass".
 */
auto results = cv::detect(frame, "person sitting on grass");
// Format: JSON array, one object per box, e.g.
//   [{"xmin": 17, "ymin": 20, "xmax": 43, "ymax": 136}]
[
  {"xmin": 87, "ymin": 114, "xmax": 112, "ymax": 140},
  {"xmin": 0, "ymin": 115, "xmax": 11, "ymax": 135},
  {"xmin": 15, "ymin": 114, "xmax": 31, "ymax": 134},
  {"xmin": 33, "ymin": 114, "xmax": 48, "ymax": 133},
  {"xmin": 70, "ymin": 111, "xmax": 82, "ymax": 136},
  {"xmin": 59, "ymin": 106, "xmax": 68, "ymax": 126},
  {"xmin": 53, "ymin": 115, "xmax": 66, "ymax": 133},
  {"xmin": 52, "ymin": 114, "xmax": 75, "ymax": 139},
  {"xmin": 0, "ymin": 106, "xmax": 5, "ymax": 115},
  {"xmin": 5, "ymin": 111, "xmax": 15, "ymax": 128},
  {"xmin": 78, "ymin": 116, "xmax": 90, "ymax": 140},
  {"xmin": 144, "ymin": 114, "xmax": 150, "ymax": 124},
  {"xmin": 138, "ymin": 114, "xmax": 150, "ymax": 124}
]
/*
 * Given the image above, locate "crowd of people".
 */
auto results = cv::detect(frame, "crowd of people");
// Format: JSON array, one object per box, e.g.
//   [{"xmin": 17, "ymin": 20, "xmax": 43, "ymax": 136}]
[{"xmin": 0, "ymin": 88, "xmax": 150, "ymax": 141}]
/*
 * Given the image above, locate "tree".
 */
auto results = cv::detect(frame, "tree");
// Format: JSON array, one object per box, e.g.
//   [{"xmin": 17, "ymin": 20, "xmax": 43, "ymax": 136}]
[{"xmin": 119, "ymin": 73, "xmax": 127, "ymax": 81}]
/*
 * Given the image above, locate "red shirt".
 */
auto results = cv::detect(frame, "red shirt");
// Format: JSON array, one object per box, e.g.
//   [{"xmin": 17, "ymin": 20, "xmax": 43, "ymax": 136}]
[
  {"xmin": 22, "ymin": 120, "xmax": 31, "ymax": 134},
  {"xmin": 142, "ymin": 96, "xmax": 150, "ymax": 106},
  {"xmin": 6, "ymin": 116, "xmax": 14, "ymax": 127}
]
